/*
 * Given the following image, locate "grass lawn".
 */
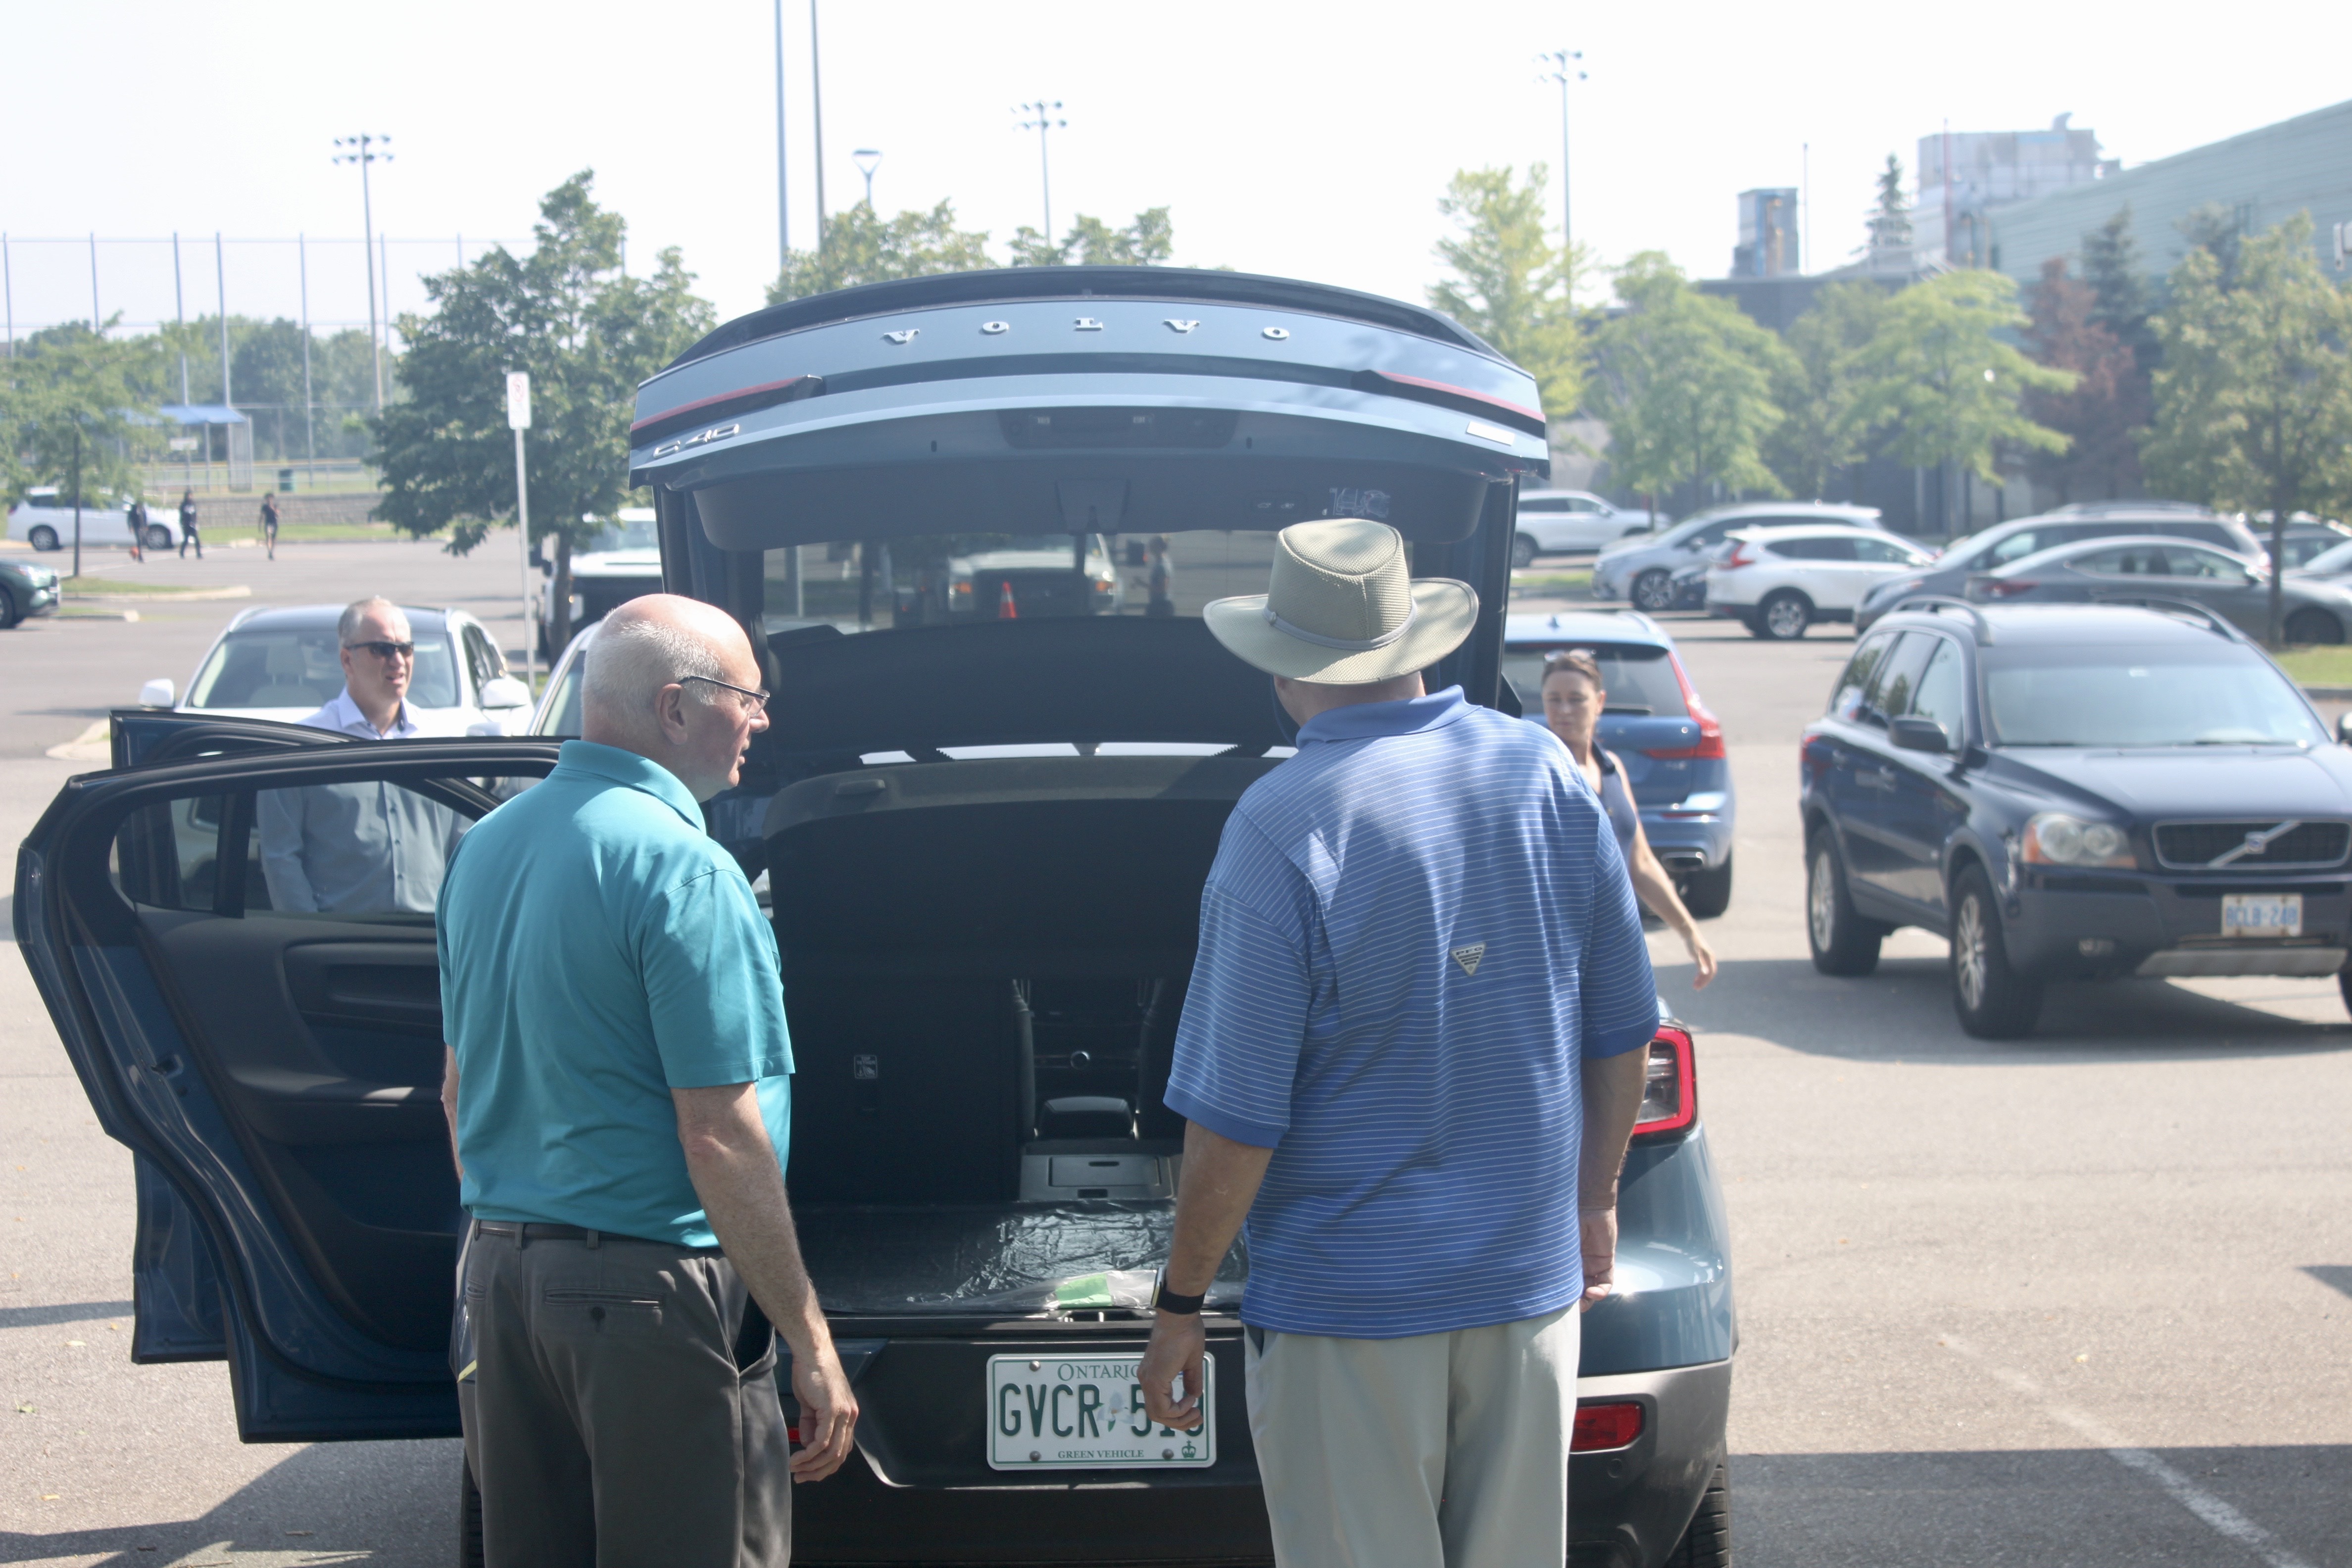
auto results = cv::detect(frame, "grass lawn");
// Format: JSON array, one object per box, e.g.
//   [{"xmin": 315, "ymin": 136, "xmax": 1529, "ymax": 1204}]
[
  {"xmin": 2273, "ymin": 645, "xmax": 2352, "ymax": 686},
  {"xmin": 58, "ymin": 575, "xmax": 227, "ymax": 595},
  {"xmin": 1512, "ymin": 570, "xmax": 1593, "ymax": 594}
]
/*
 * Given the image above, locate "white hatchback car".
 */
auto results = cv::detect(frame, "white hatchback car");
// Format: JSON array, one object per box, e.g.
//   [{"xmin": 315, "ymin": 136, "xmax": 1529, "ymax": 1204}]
[
  {"xmin": 1512, "ymin": 490, "xmax": 1662, "ymax": 567},
  {"xmin": 7, "ymin": 488, "xmax": 187, "ymax": 552},
  {"xmin": 1705, "ymin": 525, "xmax": 1936, "ymax": 640},
  {"xmin": 138, "ymin": 603, "xmax": 535, "ymax": 734}
]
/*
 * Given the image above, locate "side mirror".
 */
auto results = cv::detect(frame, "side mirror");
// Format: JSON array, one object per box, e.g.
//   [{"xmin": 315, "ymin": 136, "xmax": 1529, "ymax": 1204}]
[
  {"xmin": 1890, "ymin": 716, "xmax": 1952, "ymax": 754},
  {"xmin": 138, "ymin": 678, "xmax": 175, "ymax": 708},
  {"xmin": 478, "ymin": 675, "xmax": 532, "ymax": 710},
  {"xmin": 2337, "ymin": 711, "xmax": 2352, "ymax": 747}
]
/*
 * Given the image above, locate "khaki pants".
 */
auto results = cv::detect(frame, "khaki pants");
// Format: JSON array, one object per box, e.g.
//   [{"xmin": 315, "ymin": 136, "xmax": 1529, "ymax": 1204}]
[
  {"xmin": 456, "ymin": 1223, "xmax": 792, "ymax": 1568},
  {"xmin": 1244, "ymin": 1306, "xmax": 1579, "ymax": 1568}
]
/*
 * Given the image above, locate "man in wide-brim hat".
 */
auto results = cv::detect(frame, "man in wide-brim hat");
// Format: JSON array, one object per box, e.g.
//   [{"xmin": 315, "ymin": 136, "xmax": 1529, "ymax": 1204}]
[{"xmin": 1140, "ymin": 518, "xmax": 1659, "ymax": 1567}]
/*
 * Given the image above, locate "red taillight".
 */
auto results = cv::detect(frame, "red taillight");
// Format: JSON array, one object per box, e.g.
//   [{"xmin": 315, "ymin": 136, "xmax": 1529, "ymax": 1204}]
[
  {"xmin": 1571, "ymin": 1402, "xmax": 1645, "ymax": 1452},
  {"xmin": 1643, "ymin": 660, "xmax": 1728, "ymax": 762},
  {"xmin": 1982, "ymin": 578, "xmax": 2038, "ymax": 598},
  {"xmin": 1723, "ymin": 544, "xmax": 1755, "ymax": 569},
  {"xmin": 1631, "ymin": 1025, "xmax": 1696, "ymax": 1139}
]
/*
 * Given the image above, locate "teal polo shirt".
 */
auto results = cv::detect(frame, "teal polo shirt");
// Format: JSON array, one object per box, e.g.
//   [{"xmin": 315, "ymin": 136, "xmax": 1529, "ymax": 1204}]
[{"xmin": 438, "ymin": 740, "xmax": 793, "ymax": 1248}]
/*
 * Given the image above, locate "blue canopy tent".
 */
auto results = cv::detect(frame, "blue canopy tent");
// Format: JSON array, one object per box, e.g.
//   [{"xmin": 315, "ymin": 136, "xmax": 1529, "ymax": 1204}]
[{"xmin": 159, "ymin": 403, "xmax": 252, "ymax": 492}]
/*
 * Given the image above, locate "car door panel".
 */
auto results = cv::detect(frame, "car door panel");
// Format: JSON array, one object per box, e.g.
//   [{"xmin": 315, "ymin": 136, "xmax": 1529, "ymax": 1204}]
[
  {"xmin": 16, "ymin": 731, "xmax": 560, "ymax": 1440},
  {"xmin": 1876, "ymin": 637, "xmax": 1968, "ymax": 920},
  {"xmin": 1839, "ymin": 632, "xmax": 1933, "ymax": 910}
]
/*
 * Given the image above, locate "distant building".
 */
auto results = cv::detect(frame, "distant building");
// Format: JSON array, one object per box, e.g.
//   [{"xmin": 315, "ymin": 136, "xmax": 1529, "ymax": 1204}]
[
  {"xmin": 1984, "ymin": 98, "xmax": 2352, "ymax": 287},
  {"xmin": 1917, "ymin": 116, "xmax": 2117, "ymax": 267},
  {"xmin": 1732, "ymin": 189, "xmax": 1800, "ymax": 277}
]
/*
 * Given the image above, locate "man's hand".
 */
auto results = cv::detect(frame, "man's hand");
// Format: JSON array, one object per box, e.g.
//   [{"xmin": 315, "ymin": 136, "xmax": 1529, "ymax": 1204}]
[
  {"xmin": 1139, "ymin": 1310, "xmax": 1208, "ymax": 1431},
  {"xmin": 1579, "ymin": 1205, "xmax": 1618, "ymax": 1310},
  {"xmin": 788, "ymin": 1339, "xmax": 860, "ymax": 1481}
]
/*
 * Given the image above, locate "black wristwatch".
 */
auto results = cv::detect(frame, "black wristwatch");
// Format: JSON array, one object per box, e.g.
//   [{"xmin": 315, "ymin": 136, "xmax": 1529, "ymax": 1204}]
[{"xmin": 1152, "ymin": 1268, "xmax": 1205, "ymax": 1316}]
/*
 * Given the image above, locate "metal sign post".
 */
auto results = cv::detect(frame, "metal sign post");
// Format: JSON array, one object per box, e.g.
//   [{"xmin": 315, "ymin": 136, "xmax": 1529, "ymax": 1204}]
[{"xmin": 507, "ymin": 371, "xmax": 533, "ymax": 683}]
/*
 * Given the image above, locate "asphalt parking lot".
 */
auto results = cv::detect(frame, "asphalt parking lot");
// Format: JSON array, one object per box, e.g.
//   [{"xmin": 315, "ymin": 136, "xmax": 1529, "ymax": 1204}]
[{"xmin": 2, "ymin": 543, "xmax": 2348, "ymax": 1567}]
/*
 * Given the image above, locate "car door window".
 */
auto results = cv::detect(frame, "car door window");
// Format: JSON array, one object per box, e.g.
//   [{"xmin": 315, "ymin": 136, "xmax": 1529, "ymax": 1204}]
[
  {"xmin": 1984, "ymin": 531, "xmax": 2041, "ymax": 567},
  {"xmin": 1519, "ymin": 497, "xmax": 1569, "ymax": 513},
  {"xmin": 1905, "ymin": 639, "xmax": 1966, "ymax": 736},
  {"xmin": 1830, "ymin": 632, "xmax": 1898, "ymax": 723},
  {"xmin": 1864, "ymin": 632, "xmax": 1936, "ymax": 728},
  {"xmin": 1687, "ymin": 520, "xmax": 1741, "ymax": 549},
  {"xmin": 2072, "ymin": 544, "xmax": 2168, "ymax": 577},
  {"xmin": 2163, "ymin": 546, "xmax": 2254, "ymax": 584},
  {"xmin": 460, "ymin": 623, "xmax": 506, "ymax": 690},
  {"xmin": 1853, "ymin": 537, "xmax": 1925, "ymax": 565}
]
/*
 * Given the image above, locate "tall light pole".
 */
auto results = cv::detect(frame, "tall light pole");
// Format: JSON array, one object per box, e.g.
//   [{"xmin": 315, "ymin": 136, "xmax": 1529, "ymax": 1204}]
[
  {"xmin": 1015, "ymin": 101, "xmax": 1067, "ymax": 242},
  {"xmin": 809, "ymin": 0, "xmax": 828, "ymax": 248},
  {"xmin": 852, "ymin": 148, "xmax": 882, "ymax": 208},
  {"xmin": 774, "ymin": 0, "xmax": 789, "ymax": 269},
  {"xmin": 1537, "ymin": 51, "xmax": 1585, "ymax": 266},
  {"xmin": 332, "ymin": 134, "xmax": 392, "ymax": 411}
]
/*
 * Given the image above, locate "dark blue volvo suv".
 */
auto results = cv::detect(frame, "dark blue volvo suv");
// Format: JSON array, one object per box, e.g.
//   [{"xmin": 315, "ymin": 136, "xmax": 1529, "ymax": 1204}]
[{"xmin": 1802, "ymin": 596, "xmax": 2352, "ymax": 1037}]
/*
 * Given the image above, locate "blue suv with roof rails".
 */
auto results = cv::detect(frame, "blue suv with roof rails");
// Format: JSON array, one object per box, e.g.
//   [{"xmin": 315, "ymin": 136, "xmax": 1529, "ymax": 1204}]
[
  {"xmin": 1802, "ymin": 595, "xmax": 2352, "ymax": 1037},
  {"xmin": 1505, "ymin": 611, "xmax": 1736, "ymax": 916}
]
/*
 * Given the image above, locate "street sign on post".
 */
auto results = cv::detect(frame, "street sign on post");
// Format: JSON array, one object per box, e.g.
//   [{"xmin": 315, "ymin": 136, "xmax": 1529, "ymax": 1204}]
[{"xmin": 507, "ymin": 372, "xmax": 534, "ymax": 687}]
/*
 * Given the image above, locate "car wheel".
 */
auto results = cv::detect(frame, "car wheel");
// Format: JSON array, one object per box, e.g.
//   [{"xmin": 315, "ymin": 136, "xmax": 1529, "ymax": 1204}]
[
  {"xmin": 2339, "ymin": 959, "xmax": 2352, "ymax": 1021},
  {"xmin": 458, "ymin": 1456, "xmax": 486, "ymax": 1568},
  {"xmin": 1512, "ymin": 533, "xmax": 1537, "ymax": 570},
  {"xmin": 1680, "ymin": 854, "xmax": 1733, "ymax": 919},
  {"xmin": 0, "ymin": 586, "xmax": 19, "ymax": 630},
  {"xmin": 1807, "ymin": 833, "xmax": 1882, "ymax": 976},
  {"xmin": 1760, "ymin": 590, "xmax": 1812, "ymax": 639},
  {"xmin": 1661, "ymin": 1462, "xmax": 1731, "ymax": 1568},
  {"xmin": 1632, "ymin": 568, "xmax": 1675, "ymax": 611},
  {"xmin": 1950, "ymin": 864, "xmax": 2043, "ymax": 1038},
  {"xmin": 28, "ymin": 525, "xmax": 59, "ymax": 552},
  {"xmin": 2285, "ymin": 607, "xmax": 2344, "ymax": 645},
  {"xmin": 144, "ymin": 524, "xmax": 175, "ymax": 551}
]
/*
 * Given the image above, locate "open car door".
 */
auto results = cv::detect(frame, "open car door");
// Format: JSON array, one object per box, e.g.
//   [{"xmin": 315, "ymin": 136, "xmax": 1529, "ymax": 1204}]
[{"xmin": 15, "ymin": 724, "xmax": 561, "ymax": 1440}]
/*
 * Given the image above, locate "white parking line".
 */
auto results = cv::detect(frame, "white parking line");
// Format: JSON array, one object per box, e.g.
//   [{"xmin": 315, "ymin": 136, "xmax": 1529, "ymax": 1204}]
[{"xmin": 1938, "ymin": 1333, "xmax": 2314, "ymax": 1568}]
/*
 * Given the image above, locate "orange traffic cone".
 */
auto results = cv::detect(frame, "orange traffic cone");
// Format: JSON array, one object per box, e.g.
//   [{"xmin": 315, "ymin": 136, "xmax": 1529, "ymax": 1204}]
[{"xmin": 997, "ymin": 580, "xmax": 1019, "ymax": 619}]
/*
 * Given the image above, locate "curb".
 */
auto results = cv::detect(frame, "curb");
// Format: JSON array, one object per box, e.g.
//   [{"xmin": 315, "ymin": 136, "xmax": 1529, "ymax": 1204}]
[
  {"xmin": 44, "ymin": 720, "xmax": 111, "ymax": 762},
  {"xmin": 2301, "ymin": 686, "xmax": 2352, "ymax": 700},
  {"xmin": 64, "ymin": 585, "xmax": 253, "ymax": 603}
]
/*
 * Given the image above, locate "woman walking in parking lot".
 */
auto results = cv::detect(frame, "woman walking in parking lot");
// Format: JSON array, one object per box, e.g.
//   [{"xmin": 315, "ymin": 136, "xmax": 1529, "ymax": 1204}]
[{"xmin": 1542, "ymin": 649, "xmax": 1718, "ymax": 988}]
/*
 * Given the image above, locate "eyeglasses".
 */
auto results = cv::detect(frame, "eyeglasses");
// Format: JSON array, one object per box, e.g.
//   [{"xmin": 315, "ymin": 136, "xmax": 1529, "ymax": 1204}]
[
  {"xmin": 345, "ymin": 640, "xmax": 416, "ymax": 661},
  {"xmin": 681, "ymin": 674, "xmax": 771, "ymax": 714}
]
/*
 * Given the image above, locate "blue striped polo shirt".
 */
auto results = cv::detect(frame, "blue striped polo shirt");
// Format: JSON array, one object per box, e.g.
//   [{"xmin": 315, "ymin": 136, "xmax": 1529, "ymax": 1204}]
[{"xmin": 1164, "ymin": 686, "xmax": 1657, "ymax": 1339}]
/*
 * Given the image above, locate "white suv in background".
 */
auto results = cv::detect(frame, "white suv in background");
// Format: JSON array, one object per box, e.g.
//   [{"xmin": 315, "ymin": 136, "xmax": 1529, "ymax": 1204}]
[
  {"xmin": 1512, "ymin": 490, "xmax": 1660, "ymax": 567},
  {"xmin": 1706, "ymin": 525, "xmax": 1936, "ymax": 640}
]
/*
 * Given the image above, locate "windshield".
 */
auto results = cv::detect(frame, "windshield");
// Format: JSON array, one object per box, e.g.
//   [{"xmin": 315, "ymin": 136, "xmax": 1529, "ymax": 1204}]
[
  {"xmin": 1982, "ymin": 643, "xmax": 2325, "ymax": 747},
  {"xmin": 579, "ymin": 517, "xmax": 660, "ymax": 554},
  {"xmin": 763, "ymin": 530, "xmax": 1262, "ymax": 632},
  {"xmin": 188, "ymin": 623, "xmax": 459, "ymax": 711},
  {"xmin": 1501, "ymin": 646, "xmax": 1689, "ymax": 717},
  {"xmin": 2297, "ymin": 539, "xmax": 2352, "ymax": 576}
]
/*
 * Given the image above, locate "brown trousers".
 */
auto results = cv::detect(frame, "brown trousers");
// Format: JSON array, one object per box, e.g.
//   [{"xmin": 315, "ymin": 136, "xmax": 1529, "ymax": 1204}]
[{"xmin": 455, "ymin": 1222, "xmax": 792, "ymax": 1567}]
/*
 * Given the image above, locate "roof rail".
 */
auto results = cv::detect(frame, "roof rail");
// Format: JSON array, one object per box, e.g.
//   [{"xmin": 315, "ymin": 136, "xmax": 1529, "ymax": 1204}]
[
  {"xmin": 1889, "ymin": 594, "xmax": 1996, "ymax": 643},
  {"xmin": 2082, "ymin": 592, "xmax": 2247, "ymax": 640}
]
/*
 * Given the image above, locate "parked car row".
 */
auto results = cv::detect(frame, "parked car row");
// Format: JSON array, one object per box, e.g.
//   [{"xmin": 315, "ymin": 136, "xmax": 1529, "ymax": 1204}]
[{"xmin": 7, "ymin": 488, "xmax": 190, "ymax": 552}]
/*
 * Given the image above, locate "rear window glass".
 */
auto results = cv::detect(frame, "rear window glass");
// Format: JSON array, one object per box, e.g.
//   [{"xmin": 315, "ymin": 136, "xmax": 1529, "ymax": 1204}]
[
  {"xmin": 1502, "ymin": 645, "xmax": 1689, "ymax": 717},
  {"xmin": 1983, "ymin": 643, "xmax": 2324, "ymax": 748},
  {"xmin": 188, "ymin": 624, "xmax": 458, "ymax": 710}
]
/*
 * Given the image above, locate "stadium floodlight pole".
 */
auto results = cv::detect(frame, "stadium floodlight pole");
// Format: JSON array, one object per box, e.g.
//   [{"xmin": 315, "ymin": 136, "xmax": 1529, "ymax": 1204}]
[
  {"xmin": 853, "ymin": 148, "xmax": 882, "ymax": 208},
  {"xmin": 215, "ymin": 233, "xmax": 231, "ymax": 407},
  {"xmin": 332, "ymin": 134, "xmax": 392, "ymax": 410},
  {"xmin": 809, "ymin": 0, "xmax": 828, "ymax": 247},
  {"xmin": 172, "ymin": 233, "xmax": 188, "ymax": 401},
  {"xmin": 1015, "ymin": 101, "xmax": 1067, "ymax": 243},
  {"xmin": 299, "ymin": 233, "xmax": 317, "ymax": 488},
  {"xmin": 88, "ymin": 232, "xmax": 99, "ymax": 332},
  {"xmin": 1536, "ymin": 51, "xmax": 1586, "ymax": 265},
  {"xmin": 774, "ymin": 0, "xmax": 789, "ymax": 268}
]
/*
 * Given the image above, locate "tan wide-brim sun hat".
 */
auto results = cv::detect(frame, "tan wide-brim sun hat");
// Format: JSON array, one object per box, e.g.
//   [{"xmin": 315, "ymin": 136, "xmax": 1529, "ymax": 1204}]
[{"xmin": 1203, "ymin": 518, "xmax": 1479, "ymax": 685}]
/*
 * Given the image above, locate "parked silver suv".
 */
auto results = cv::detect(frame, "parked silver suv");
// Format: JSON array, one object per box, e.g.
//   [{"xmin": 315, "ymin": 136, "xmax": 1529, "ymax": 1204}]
[{"xmin": 1593, "ymin": 502, "xmax": 1884, "ymax": 611}]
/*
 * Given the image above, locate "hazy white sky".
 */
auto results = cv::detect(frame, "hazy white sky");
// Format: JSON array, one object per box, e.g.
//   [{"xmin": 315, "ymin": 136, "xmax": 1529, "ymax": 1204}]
[{"xmin": 4, "ymin": 0, "xmax": 2344, "ymax": 348}]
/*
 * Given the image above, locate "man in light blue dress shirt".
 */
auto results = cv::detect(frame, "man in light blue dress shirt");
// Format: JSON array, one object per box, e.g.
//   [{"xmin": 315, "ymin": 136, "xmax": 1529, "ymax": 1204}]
[{"xmin": 257, "ymin": 596, "xmax": 466, "ymax": 914}]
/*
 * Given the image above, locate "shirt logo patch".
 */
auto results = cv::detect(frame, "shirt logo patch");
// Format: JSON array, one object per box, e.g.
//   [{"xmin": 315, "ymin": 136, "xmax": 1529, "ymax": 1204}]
[{"xmin": 1450, "ymin": 943, "xmax": 1486, "ymax": 977}]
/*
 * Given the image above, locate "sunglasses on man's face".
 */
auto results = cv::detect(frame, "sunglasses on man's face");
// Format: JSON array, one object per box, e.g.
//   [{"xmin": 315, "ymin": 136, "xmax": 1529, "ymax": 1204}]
[{"xmin": 345, "ymin": 640, "xmax": 416, "ymax": 661}]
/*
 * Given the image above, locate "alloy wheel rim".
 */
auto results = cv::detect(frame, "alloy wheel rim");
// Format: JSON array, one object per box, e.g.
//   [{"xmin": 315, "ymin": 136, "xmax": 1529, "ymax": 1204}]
[
  {"xmin": 1635, "ymin": 572, "xmax": 1672, "ymax": 609},
  {"xmin": 1955, "ymin": 895, "xmax": 1987, "ymax": 1009},
  {"xmin": 1809, "ymin": 850, "xmax": 1836, "ymax": 950},
  {"xmin": 1767, "ymin": 599, "xmax": 1804, "ymax": 636}
]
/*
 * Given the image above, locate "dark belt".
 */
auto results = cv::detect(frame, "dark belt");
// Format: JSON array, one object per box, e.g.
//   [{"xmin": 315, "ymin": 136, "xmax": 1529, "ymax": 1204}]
[{"xmin": 470, "ymin": 1219, "xmax": 720, "ymax": 1254}]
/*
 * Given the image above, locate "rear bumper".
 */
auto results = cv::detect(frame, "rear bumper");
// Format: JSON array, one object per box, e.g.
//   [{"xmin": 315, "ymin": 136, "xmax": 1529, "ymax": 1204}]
[
  {"xmin": 1570, "ymin": 1359, "xmax": 1734, "ymax": 1568},
  {"xmin": 2007, "ymin": 869, "xmax": 2352, "ymax": 979},
  {"xmin": 1644, "ymin": 813, "xmax": 1734, "ymax": 873}
]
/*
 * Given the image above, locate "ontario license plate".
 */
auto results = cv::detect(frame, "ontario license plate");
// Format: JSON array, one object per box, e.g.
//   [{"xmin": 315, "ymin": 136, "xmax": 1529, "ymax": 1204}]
[
  {"xmin": 985, "ymin": 1353, "xmax": 1214, "ymax": 1470},
  {"xmin": 2222, "ymin": 892, "xmax": 2302, "ymax": 938}
]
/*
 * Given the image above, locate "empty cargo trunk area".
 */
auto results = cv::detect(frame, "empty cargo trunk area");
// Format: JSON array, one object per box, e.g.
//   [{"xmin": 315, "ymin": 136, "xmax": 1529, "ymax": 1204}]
[{"xmin": 765, "ymin": 754, "xmax": 1275, "ymax": 1315}]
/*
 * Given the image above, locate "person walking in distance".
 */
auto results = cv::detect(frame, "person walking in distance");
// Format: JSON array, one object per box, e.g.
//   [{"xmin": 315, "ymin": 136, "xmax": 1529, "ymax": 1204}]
[
  {"xmin": 438, "ymin": 595, "xmax": 855, "ymax": 1567},
  {"xmin": 177, "ymin": 489, "xmax": 202, "ymax": 559},
  {"xmin": 126, "ymin": 496, "xmax": 147, "ymax": 563},
  {"xmin": 1137, "ymin": 519, "xmax": 1659, "ymax": 1568},
  {"xmin": 1540, "ymin": 648, "xmax": 1718, "ymax": 988},
  {"xmin": 259, "ymin": 492, "xmax": 280, "ymax": 560}
]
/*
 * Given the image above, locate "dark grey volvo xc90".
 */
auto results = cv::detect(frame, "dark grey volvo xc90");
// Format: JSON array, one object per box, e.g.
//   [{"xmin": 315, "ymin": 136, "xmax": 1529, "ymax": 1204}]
[{"xmin": 18, "ymin": 268, "xmax": 1735, "ymax": 1566}]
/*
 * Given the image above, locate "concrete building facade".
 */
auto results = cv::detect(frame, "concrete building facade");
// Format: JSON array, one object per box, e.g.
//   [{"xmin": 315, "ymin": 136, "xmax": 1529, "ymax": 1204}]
[{"xmin": 1916, "ymin": 117, "xmax": 2117, "ymax": 266}]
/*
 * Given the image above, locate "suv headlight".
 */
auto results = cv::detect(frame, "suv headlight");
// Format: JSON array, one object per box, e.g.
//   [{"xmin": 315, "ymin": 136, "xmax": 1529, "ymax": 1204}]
[{"xmin": 2021, "ymin": 812, "xmax": 2135, "ymax": 868}]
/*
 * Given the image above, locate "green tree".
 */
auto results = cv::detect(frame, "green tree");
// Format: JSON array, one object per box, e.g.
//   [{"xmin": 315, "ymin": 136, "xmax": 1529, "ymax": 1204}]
[
  {"xmin": 2081, "ymin": 207, "xmax": 2158, "ymax": 369},
  {"xmin": 1862, "ymin": 155, "xmax": 1913, "ymax": 266},
  {"xmin": 1764, "ymin": 281, "xmax": 1891, "ymax": 497},
  {"xmin": 0, "ymin": 320, "xmax": 160, "ymax": 515},
  {"xmin": 1426, "ymin": 165, "xmax": 1584, "ymax": 417},
  {"xmin": 1587, "ymin": 252, "xmax": 1793, "ymax": 511},
  {"xmin": 2177, "ymin": 203, "xmax": 2247, "ymax": 292},
  {"xmin": 1848, "ymin": 269, "xmax": 2073, "ymax": 529},
  {"xmin": 375, "ymin": 171, "xmax": 715, "ymax": 653},
  {"xmin": 769, "ymin": 199, "xmax": 994, "ymax": 302},
  {"xmin": 1008, "ymin": 208, "xmax": 1176, "ymax": 267},
  {"xmin": 2142, "ymin": 212, "xmax": 2352, "ymax": 644}
]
